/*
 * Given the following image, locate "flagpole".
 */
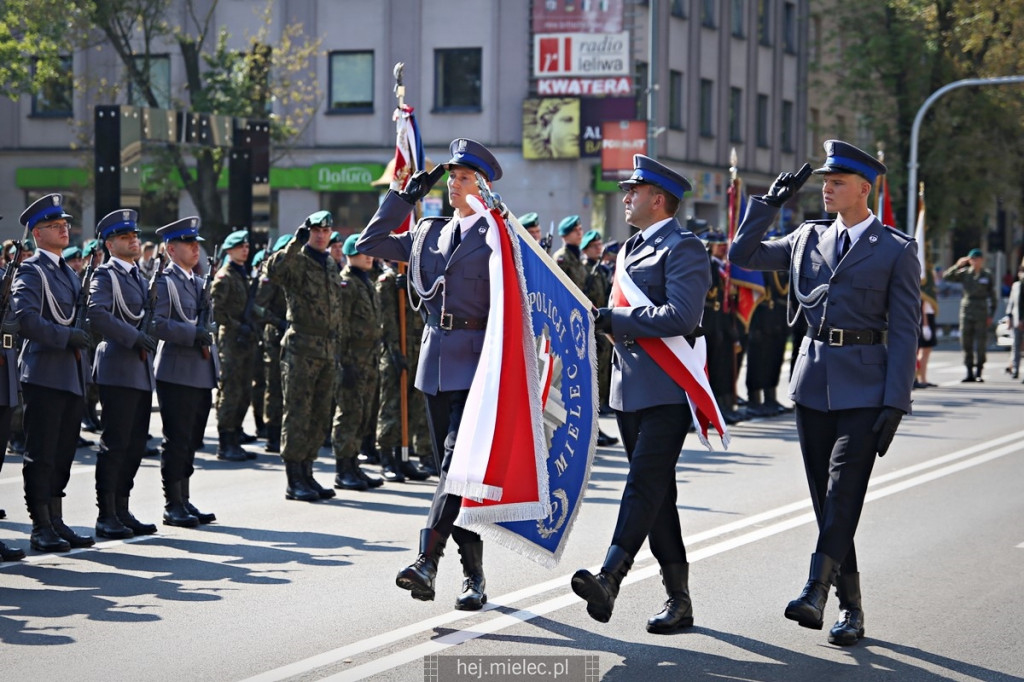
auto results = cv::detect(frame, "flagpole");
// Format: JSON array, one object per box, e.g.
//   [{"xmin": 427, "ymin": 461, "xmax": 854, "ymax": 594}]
[
  {"xmin": 392, "ymin": 62, "xmax": 411, "ymax": 466},
  {"xmin": 726, "ymin": 148, "xmax": 741, "ymax": 410}
]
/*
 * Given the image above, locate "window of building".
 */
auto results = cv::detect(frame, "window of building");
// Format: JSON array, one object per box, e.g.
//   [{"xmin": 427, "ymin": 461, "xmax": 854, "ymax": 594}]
[
  {"xmin": 756, "ymin": 94, "xmax": 769, "ymax": 147},
  {"xmin": 758, "ymin": 0, "xmax": 772, "ymax": 46},
  {"xmin": 31, "ymin": 55, "xmax": 73, "ymax": 117},
  {"xmin": 434, "ymin": 48, "xmax": 482, "ymax": 112},
  {"xmin": 328, "ymin": 51, "xmax": 374, "ymax": 113},
  {"xmin": 635, "ymin": 61, "xmax": 649, "ymax": 121},
  {"xmin": 669, "ymin": 70, "xmax": 684, "ymax": 130},
  {"xmin": 128, "ymin": 55, "xmax": 172, "ymax": 109},
  {"xmin": 702, "ymin": 0, "xmax": 716, "ymax": 27},
  {"xmin": 671, "ymin": 0, "xmax": 687, "ymax": 18},
  {"xmin": 781, "ymin": 100, "xmax": 794, "ymax": 151},
  {"xmin": 699, "ymin": 78, "xmax": 714, "ymax": 137},
  {"xmin": 729, "ymin": 87, "xmax": 743, "ymax": 142},
  {"xmin": 783, "ymin": 2, "xmax": 797, "ymax": 53},
  {"xmin": 731, "ymin": 0, "xmax": 745, "ymax": 37}
]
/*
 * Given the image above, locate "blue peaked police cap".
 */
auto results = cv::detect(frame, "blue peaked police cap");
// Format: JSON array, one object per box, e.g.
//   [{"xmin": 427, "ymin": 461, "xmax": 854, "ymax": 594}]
[
  {"xmin": 812, "ymin": 139, "xmax": 887, "ymax": 184},
  {"xmin": 97, "ymin": 209, "xmax": 140, "ymax": 240},
  {"xmin": 156, "ymin": 216, "xmax": 204, "ymax": 242},
  {"xmin": 21, "ymin": 193, "xmax": 73, "ymax": 229},
  {"xmin": 618, "ymin": 154, "xmax": 692, "ymax": 200},
  {"xmin": 444, "ymin": 138, "xmax": 502, "ymax": 182}
]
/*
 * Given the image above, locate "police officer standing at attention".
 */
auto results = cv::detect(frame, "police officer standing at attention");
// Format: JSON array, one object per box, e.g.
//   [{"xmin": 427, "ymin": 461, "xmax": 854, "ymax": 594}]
[
  {"xmin": 152, "ymin": 217, "xmax": 218, "ymax": 527},
  {"xmin": 943, "ymin": 248, "xmax": 996, "ymax": 382},
  {"xmin": 729, "ymin": 141, "xmax": 919, "ymax": 646},
  {"xmin": 88, "ymin": 209, "xmax": 160, "ymax": 539},
  {"xmin": 265, "ymin": 212, "xmax": 342, "ymax": 502},
  {"xmin": 12, "ymin": 194, "xmax": 94, "ymax": 552},
  {"xmin": 571, "ymin": 155, "xmax": 710, "ymax": 633},
  {"xmin": 357, "ymin": 138, "xmax": 502, "ymax": 612}
]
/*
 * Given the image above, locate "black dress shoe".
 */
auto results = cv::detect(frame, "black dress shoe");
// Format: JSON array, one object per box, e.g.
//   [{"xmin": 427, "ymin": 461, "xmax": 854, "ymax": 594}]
[
  {"xmin": 77, "ymin": 435, "xmax": 95, "ymax": 448},
  {"xmin": 0, "ymin": 540, "xmax": 26, "ymax": 561},
  {"xmin": 596, "ymin": 429, "xmax": 619, "ymax": 447},
  {"xmin": 0, "ymin": 507, "xmax": 5, "ymax": 519},
  {"xmin": 8, "ymin": 438, "xmax": 25, "ymax": 454},
  {"xmin": 52, "ymin": 519, "xmax": 95, "ymax": 548},
  {"xmin": 30, "ymin": 527, "xmax": 70, "ymax": 553}
]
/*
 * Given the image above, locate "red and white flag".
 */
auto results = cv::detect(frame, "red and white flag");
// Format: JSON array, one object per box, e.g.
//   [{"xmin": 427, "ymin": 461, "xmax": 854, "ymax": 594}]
[
  {"xmin": 610, "ymin": 249, "xmax": 730, "ymax": 450},
  {"xmin": 390, "ymin": 104, "xmax": 424, "ymax": 234}
]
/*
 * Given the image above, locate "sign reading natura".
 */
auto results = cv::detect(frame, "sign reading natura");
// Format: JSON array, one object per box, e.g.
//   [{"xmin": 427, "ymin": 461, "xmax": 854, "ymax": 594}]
[{"xmin": 310, "ymin": 163, "xmax": 384, "ymax": 191}]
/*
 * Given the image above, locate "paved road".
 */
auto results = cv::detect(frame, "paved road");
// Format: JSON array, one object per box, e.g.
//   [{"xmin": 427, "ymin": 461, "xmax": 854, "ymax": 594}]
[{"xmin": 1, "ymin": 346, "xmax": 1022, "ymax": 681}]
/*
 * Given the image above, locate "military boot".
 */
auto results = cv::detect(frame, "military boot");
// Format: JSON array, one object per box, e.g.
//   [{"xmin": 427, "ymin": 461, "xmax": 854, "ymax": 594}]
[
  {"xmin": 358, "ymin": 435, "xmax": 380, "ymax": 465},
  {"xmin": 163, "ymin": 481, "xmax": 200, "ymax": 527},
  {"xmin": 264, "ymin": 425, "xmax": 281, "ymax": 453},
  {"xmin": 785, "ymin": 552, "xmax": 839, "ymax": 629},
  {"xmin": 116, "ymin": 495, "xmax": 157, "ymax": 535},
  {"xmin": 961, "ymin": 366, "xmax": 975, "ymax": 382},
  {"xmin": 217, "ymin": 431, "xmax": 247, "ymax": 462},
  {"xmin": 396, "ymin": 529, "xmax": 446, "ymax": 601},
  {"xmin": 380, "ymin": 447, "xmax": 406, "ymax": 483},
  {"xmin": 334, "ymin": 457, "xmax": 368, "ymax": 491},
  {"xmin": 50, "ymin": 497, "xmax": 94, "ymax": 548},
  {"xmin": 418, "ymin": 452, "xmax": 440, "ymax": 478},
  {"xmin": 829, "ymin": 572, "xmax": 866, "ymax": 646},
  {"xmin": 975, "ymin": 365, "xmax": 984, "ymax": 382},
  {"xmin": 95, "ymin": 492, "xmax": 133, "ymax": 539},
  {"xmin": 397, "ymin": 448, "xmax": 431, "ymax": 481},
  {"xmin": 455, "ymin": 538, "xmax": 487, "ymax": 610},
  {"xmin": 181, "ymin": 478, "xmax": 216, "ymax": 524},
  {"xmin": 647, "ymin": 563, "xmax": 694, "ymax": 633},
  {"xmin": 28, "ymin": 503, "xmax": 70, "ymax": 553},
  {"xmin": 764, "ymin": 387, "xmax": 792, "ymax": 414},
  {"xmin": 571, "ymin": 545, "xmax": 633, "ymax": 623},
  {"xmin": 0, "ymin": 539, "xmax": 25, "ymax": 561},
  {"xmin": 303, "ymin": 460, "xmax": 336, "ymax": 499},
  {"xmin": 354, "ymin": 462, "xmax": 385, "ymax": 489},
  {"xmin": 285, "ymin": 460, "xmax": 320, "ymax": 502}
]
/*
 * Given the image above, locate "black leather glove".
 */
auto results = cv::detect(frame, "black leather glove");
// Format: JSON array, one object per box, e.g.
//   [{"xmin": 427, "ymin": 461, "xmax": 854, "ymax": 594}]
[
  {"xmin": 67, "ymin": 328, "xmax": 91, "ymax": 349},
  {"xmin": 872, "ymin": 407, "xmax": 904, "ymax": 457},
  {"xmin": 397, "ymin": 165, "xmax": 446, "ymax": 204},
  {"xmin": 593, "ymin": 307, "xmax": 613, "ymax": 334},
  {"xmin": 133, "ymin": 331, "xmax": 158, "ymax": 354},
  {"xmin": 340, "ymin": 364, "xmax": 359, "ymax": 389},
  {"xmin": 295, "ymin": 225, "xmax": 310, "ymax": 246},
  {"xmin": 395, "ymin": 272, "xmax": 407, "ymax": 290},
  {"xmin": 760, "ymin": 163, "xmax": 813, "ymax": 207},
  {"xmin": 194, "ymin": 325, "xmax": 214, "ymax": 348}
]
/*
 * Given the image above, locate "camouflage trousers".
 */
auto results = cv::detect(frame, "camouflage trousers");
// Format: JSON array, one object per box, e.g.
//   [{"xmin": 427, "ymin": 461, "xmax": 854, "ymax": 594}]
[
  {"xmin": 377, "ymin": 356, "xmax": 431, "ymax": 454},
  {"xmin": 263, "ymin": 332, "xmax": 284, "ymax": 429},
  {"xmin": 280, "ymin": 351, "xmax": 335, "ymax": 463},
  {"xmin": 216, "ymin": 337, "xmax": 255, "ymax": 432},
  {"xmin": 959, "ymin": 310, "xmax": 990, "ymax": 369},
  {"xmin": 333, "ymin": 361, "xmax": 379, "ymax": 461}
]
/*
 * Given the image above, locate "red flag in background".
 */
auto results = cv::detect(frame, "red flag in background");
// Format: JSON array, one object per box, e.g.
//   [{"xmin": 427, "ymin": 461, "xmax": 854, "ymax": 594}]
[
  {"xmin": 390, "ymin": 104, "xmax": 424, "ymax": 234},
  {"xmin": 877, "ymin": 176, "xmax": 897, "ymax": 229}
]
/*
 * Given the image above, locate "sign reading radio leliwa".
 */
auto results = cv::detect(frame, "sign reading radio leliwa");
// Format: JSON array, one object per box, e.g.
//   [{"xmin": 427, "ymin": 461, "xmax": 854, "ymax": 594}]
[{"xmin": 533, "ymin": 32, "xmax": 631, "ymax": 78}]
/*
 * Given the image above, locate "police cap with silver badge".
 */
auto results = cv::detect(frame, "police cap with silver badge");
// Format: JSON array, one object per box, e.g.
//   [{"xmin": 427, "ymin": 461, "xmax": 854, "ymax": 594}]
[
  {"xmin": 156, "ymin": 216, "xmax": 204, "ymax": 243},
  {"xmin": 444, "ymin": 138, "xmax": 503, "ymax": 182},
  {"xmin": 812, "ymin": 139, "xmax": 887, "ymax": 184},
  {"xmin": 519, "ymin": 212, "xmax": 539, "ymax": 228},
  {"xmin": 305, "ymin": 210, "xmax": 333, "ymax": 228},
  {"xmin": 97, "ymin": 209, "xmax": 140, "ymax": 240},
  {"xmin": 222, "ymin": 229, "xmax": 249, "ymax": 250},
  {"xmin": 20, "ymin": 193, "xmax": 73, "ymax": 229},
  {"xmin": 618, "ymin": 154, "xmax": 692, "ymax": 200},
  {"xmin": 342, "ymin": 232, "xmax": 362, "ymax": 257}
]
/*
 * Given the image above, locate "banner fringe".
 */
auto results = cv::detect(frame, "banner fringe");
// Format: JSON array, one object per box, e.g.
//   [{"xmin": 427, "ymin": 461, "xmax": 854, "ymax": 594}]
[{"xmin": 445, "ymin": 480, "xmax": 503, "ymax": 503}]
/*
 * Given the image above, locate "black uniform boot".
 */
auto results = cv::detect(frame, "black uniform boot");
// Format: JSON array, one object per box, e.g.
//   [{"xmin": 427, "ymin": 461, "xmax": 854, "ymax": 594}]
[
  {"xmin": 162, "ymin": 481, "xmax": 200, "ymax": 527},
  {"xmin": 28, "ymin": 503, "xmax": 70, "ymax": 553},
  {"xmin": 0, "ymin": 539, "xmax": 26, "ymax": 561},
  {"xmin": 50, "ymin": 497, "xmax": 94, "ymax": 548},
  {"xmin": 764, "ymin": 387, "xmax": 791, "ymax": 414},
  {"xmin": 354, "ymin": 462, "xmax": 385, "ymax": 489},
  {"xmin": 237, "ymin": 428, "xmax": 259, "ymax": 445},
  {"xmin": 975, "ymin": 365, "xmax": 984, "ymax": 382},
  {"xmin": 303, "ymin": 460, "xmax": 336, "ymax": 499},
  {"xmin": 334, "ymin": 457, "xmax": 369, "ymax": 491},
  {"xmin": 419, "ymin": 453, "xmax": 439, "ymax": 478},
  {"xmin": 181, "ymin": 478, "xmax": 216, "ymax": 524},
  {"xmin": 396, "ymin": 528, "xmax": 446, "ymax": 601},
  {"xmin": 95, "ymin": 492, "xmax": 133, "ymax": 539},
  {"xmin": 571, "ymin": 545, "xmax": 633, "ymax": 623},
  {"xmin": 358, "ymin": 435, "xmax": 380, "ymax": 465},
  {"xmin": 397, "ymin": 448, "xmax": 430, "ymax": 481},
  {"xmin": 785, "ymin": 552, "xmax": 839, "ymax": 629},
  {"xmin": 455, "ymin": 539, "xmax": 487, "ymax": 611},
  {"xmin": 284, "ymin": 460, "xmax": 320, "ymax": 501},
  {"xmin": 264, "ymin": 425, "xmax": 281, "ymax": 453},
  {"xmin": 962, "ymin": 366, "xmax": 975, "ymax": 382},
  {"xmin": 829, "ymin": 572, "xmax": 866, "ymax": 645},
  {"xmin": 380, "ymin": 447, "xmax": 405, "ymax": 483},
  {"xmin": 217, "ymin": 431, "xmax": 247, "ymax": 462},
  {"xmin": 116, "ymin": 495, "xmax": 157, "ymax": 535},
  {"xmin": 646, "ymin": 563, "xmax": 694, "ymax": 633}
]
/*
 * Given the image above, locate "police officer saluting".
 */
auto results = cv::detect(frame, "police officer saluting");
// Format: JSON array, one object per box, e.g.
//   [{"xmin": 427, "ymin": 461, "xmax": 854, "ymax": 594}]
[
  {"xmin": 88, "ymin": 209, "xmax": 160, "ymax": 538},
  {"xmin": 12, "ymin": 193, "xmax": 94, "ymax": 552},
  {"xmin": 152, "ymin": 217, "xmax": 218, "ymax": 527},
  {"xmin": 729, "ymin": 141, "xmax": 919, "ymax": 645}
]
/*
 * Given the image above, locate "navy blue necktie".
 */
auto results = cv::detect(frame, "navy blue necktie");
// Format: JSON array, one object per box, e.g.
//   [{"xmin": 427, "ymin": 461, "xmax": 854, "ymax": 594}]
[{"xmin": 838, "ymin": 231, "xmax": 851, "ymax": 260}]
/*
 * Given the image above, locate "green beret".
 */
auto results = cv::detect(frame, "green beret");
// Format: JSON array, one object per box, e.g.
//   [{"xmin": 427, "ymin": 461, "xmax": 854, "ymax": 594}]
[
  {"xmin": 62, "ymin": 246, "xmax": 83, "ymax": 260},
  {"xmin": 272, "ymin": 233, "xmax": 293, "ymax": 253},
  {"xmin": 967, "ymin": 248, "xmax": 983, "ymax": 258},
  {"xmin": 252, "ymin": 249, "xmax": 266, "ymax": 267},
  {"xmin": 329, "ymin": 231, "xmax": 343, "ymax": 246},
  {"xmin": 82, "ymin": 239, "xmax": 100, "ymax": 257},
  {"xmin": 519, "ymin": 212, "xmax": 539, "ymax": 228},
  {"xmin": 342, "ymin": 233, "xmax": 362, "ymax": 256},
  {"xmin": 558, "ymin": 215, "xmax": 581, "ymax": 236},
  {"xmin": 305, "ymin": 210, "xmax": 333, "ymax": 228},
  {"xmin": 580, "ymin": 230, "xmax": 602, "ymax": 250},
  {"xmin": 222, "ymin": 229, "xmax": 249, "ymax": 250}
]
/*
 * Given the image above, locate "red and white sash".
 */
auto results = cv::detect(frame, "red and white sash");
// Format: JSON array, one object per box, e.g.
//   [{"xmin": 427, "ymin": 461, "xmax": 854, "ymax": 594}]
[{"xmin": 611, "ymin": 244, "xmax": 730, "ymax": 450}]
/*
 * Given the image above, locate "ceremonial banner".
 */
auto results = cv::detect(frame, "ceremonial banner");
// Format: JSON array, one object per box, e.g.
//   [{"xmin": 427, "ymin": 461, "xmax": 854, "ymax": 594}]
[{"xmin": 447, "ymin": 197, "xmax": 598, "ymax": 567}]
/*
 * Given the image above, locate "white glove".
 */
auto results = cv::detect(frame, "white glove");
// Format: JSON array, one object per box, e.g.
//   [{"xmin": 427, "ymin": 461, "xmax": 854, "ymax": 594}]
[{"xmin": 922, "ymin": 325, "xmax": 932, "ymax": 341}]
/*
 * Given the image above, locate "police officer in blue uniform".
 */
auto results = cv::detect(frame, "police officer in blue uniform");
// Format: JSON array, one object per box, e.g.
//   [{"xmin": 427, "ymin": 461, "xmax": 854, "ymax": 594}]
[
  {"xmin": 12, "ymin": 193, "xmax": 94, "ymax": 552},
  {"xmin": 88, "ymin": 209, "xmax": 160, "ymax": 539},
  {"xmin": 0, "ymin": 237, "xmax": 25, "ymax": 561},
  {"xmin": 729, "ymin": 140, "xmax": 919, "ymax": 646},
  {"xmin": 571, "ymin": 155, "xmax": 710, "ymax": 633},
  {"xmin": 358, "ymin": 139, "xmax": 501, "ymax": 612},
  {"xmin": 152, "ymin": 217, "xmax": 219, "ymax": 527}
]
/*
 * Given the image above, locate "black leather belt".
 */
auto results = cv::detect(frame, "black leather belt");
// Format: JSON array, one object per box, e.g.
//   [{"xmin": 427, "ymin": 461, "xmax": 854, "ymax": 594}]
[
  {"xmin": 426, "ymin": 312, "xmax": 488, "ymax": 331},
  {"xmin": 812, "ymin": 328, "xmax": 887, "ymax": 347}
]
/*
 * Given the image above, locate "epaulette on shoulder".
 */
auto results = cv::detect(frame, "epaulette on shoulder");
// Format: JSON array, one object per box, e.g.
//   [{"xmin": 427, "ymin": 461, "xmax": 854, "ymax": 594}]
[
  {"xmin": 883, "ymin": 225, "xmax": 913, "ymax": 241},
  {"xmin": 805, "ymin": 219, "xmax": 833, "ymax": 226}
]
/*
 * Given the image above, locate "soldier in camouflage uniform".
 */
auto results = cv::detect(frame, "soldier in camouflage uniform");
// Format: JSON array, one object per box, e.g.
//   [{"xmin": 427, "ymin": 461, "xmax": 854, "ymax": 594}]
[
  {"xmin": 376, "ymin": 262, "xmax": 432, "ymax": 482},
  {"xmin": 265, "ymin": 211, "xmax": 342, "ymax": 501},
  {"xmin": 944, "ymin": 248, "xmax": 996, "ymax": 382},
  {"xmin": 211, "ymin": 230, "xmax": 258, "ymax": 461},
  {"xmin": 581, "ymin": 229, "xmax": 614, "ymax": 418},
  {"xmin": 332, "ymin": 234, "xmax": 385, "ymax": 491},
  {"xmin": 255, "ymin": 234, "xmax": 292, "ymax": 453},
  {"xmin": 249, "ymin": 247, "xmax": 268, "ymax": 440}
]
